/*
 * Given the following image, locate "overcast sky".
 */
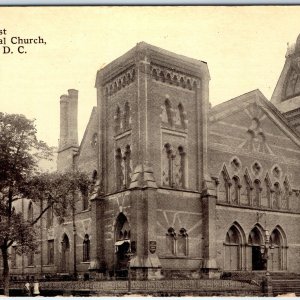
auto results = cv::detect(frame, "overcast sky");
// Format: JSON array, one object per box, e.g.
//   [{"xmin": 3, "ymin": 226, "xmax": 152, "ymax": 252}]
[{"xmin": 1, "ymin": 6, "xmax": 300, "ymax": 147}]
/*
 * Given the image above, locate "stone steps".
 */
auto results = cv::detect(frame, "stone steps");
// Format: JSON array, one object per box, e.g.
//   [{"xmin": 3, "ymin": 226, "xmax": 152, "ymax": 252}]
[{"xmin": 272, "ymin": 279, "xmax": 300, "ymax": 296}]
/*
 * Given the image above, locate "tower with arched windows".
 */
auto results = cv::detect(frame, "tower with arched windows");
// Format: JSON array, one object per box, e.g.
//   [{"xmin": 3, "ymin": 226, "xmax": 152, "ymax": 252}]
[{"xmin": 11, "ymin": 39, "xmax": 300, "ymax": 283}]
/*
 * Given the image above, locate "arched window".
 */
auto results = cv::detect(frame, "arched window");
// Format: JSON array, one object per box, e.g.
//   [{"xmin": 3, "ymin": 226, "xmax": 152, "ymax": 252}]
[
  {"xmin": 248, "ymin": 226, "xmax": 265, "ymax": 271},
  {"xmin": 261, "ymin": 176, "xmax": 271, "ymax": 208},
  {"xmin": 115, "ymin": 213, "xmax": 131, "ymax": 271},
  {"xmin": 173, "ymin": 146, "xmax": 186, "ymax": 189},
  {"xmin": 253, "ymin": 180, "xmax": 261, "ymax": 207},
  {"xmin": 27, "ymin": 252, "xmax": 34, "ymax": 266},
  {"xmin": 115, "ymin": 148, "xmax": 124, "ymax": 190},
  {"xmin": 165, "ymin": 99, "xmax": 173, "ymax": 126},
  {"xmin": 178, "ymin": 103, "xmax": 186, "ymax": 129},
  {"xmin": 123, "ymin": 102, "xmax": 130, "ymax": 130},
  {"xmin": 269, "ymin": 227, "xmax": 287, "ymax": 271},
  {"xmin": 114, "ymin": 106, "xmax": 121, "ymax": 134},
  {"xmin": 83, "ymin": 234, "xmax": 90, "ymax": 262},
  {"xmin": 28, "ymin": 202, "xmax": 33, "ymax": 223},
  {"xmin": 47, "ymin": 201, "xmax": 53, "ymax": 228},
  {"xmin": 231, "ymin": 176, "xmax": 240, "ymax": 204},
  {"xmin": 162, "ymin": 143, "xmax": 173, "ymax": 187},
  {"xmin": 124, "ymin": 145, "xmax": 131, "ymax": 188},
  {"xmin": 177, "ymin": 228, "xmax": 188, "ymax": 256},
  {"xmin": 282, "ymin": 179, "xmax": 290, "ymax": 210},
  {"xmin": 273, "ymin": 182, "xmax": 281, "ymax": 209},
  {"xmin": 166, "ymin": 227, "xmax": 176, "ymax": 255},
  {"xmin": 224, "ymin": 225, "xmax": 243, "ymax": 270},
  {"xmin": 218, "ymin": 170, "xmax": 230, "ymax": 203}
]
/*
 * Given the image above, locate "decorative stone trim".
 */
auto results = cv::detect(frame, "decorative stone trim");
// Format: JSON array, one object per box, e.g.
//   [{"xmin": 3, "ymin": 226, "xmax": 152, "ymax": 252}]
[
  {"xmin": 150, "ymin": 64, "xmax": 199, "ymax": 90},
  {"xmin": 105, "ymin": 66, "xmax": 136, "ymax": 96}
]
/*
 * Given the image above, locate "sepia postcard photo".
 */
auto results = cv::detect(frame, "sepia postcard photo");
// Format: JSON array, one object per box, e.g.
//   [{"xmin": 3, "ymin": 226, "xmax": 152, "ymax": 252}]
[{"xmin": 0, "ymin": 6, "xmax": 300, "ymax": 297}]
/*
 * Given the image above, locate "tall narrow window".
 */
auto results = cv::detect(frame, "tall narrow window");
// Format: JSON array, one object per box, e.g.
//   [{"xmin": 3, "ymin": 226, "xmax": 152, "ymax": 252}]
[
  {"xmin": 231, "ymin": 176, "xmax": 240, "ymax": 204},
  {"xmin": 165, "ymin": 99, "xmax": 173, "ymax": 126},
  {"xmin": 123, "ymin": 102, "xmax": 130, "ymax": 130},
  {"xmin": 11, "ymin": 246, "xmax": 17, "ymax": 268},
  {"xmin": 164, "ymin": 143, "xmax": 174, "ymax": 187},
  {"xmin": 124, "ymin": 145, "xmax": 131, "ymax": 188},
  {"xmin": 253, "ymin": 180, "xmax": 261, "ymax": 207},
  {"xmin": 28, "ymin": 202, "xmax": 33, "ymax": 223},
  {"xmin": 27, "ymin": 252, "xmax": 34, "ymax": 266},
  {"xmin": 218, "ymin": 170, "xmax": 230, "ymax": 203},
  {"xmin": 114, "ymin": 106, "xmax": 121, "ymax": 134},
  {"xmin": 48, "ymin": 240, "xmax": 54, "ymax": 265},
  {"xmin": 178, "ymin": 103, "xmax": 186, "ymax": 129},
  {"xmin": 47, "ymin": 201, "xmax": 53, "ymax": 228},
  {"xmin": 166, "ymin": 227, "xmax": 176, "ymax": 255},
  {"xmin": 224, "ymin": 225, "xmax": 242, "ymax": 270},
  {"xmin": 177, "ymin": 228, "xmax": 188, "ymax": 256},
  {"xmin": 273, "ymin": 183, "xmax": 281, "ymax": 209},
  {"xmin": 178, "ymin": 146, "xmax": 186, "ymax": 188},
  {"xmin": 282, "ymin": 179, "xmax": 290, "ymax": 210},
  {"xmin": 116, "ymin": 148, "xmax": 124, "ymax": 190},
  {"xmin": 83, "ymin": 234, "xmax": 90, "ymax": 262}
]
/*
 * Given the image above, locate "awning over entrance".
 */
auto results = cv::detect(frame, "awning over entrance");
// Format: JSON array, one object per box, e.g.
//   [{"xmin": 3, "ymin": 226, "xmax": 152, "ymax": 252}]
[{"xmin": 115, "ymin": 239, "xmax": 130, "ymax": 246}]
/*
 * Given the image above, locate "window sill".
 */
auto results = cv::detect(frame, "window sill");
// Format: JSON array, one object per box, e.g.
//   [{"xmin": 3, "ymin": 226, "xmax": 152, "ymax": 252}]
[
  {"xmin": 26, "ymin": 265, "xmax": 35, "ymax": 268},
  {"xmin": 43, "ymin": 264, "xmax": 55, "ymax": 267},
  {"xmin": 81, "ymin": 261, "xmax": 90, "ymax": 264},
  {"xmin": 159, "ymin": 256, "xmax": 201, "ymax": 260}
]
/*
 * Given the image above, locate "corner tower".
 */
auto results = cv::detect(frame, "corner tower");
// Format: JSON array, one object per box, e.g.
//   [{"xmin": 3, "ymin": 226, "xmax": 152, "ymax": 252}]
[
  {"xmin": 271, "ymin": 34, "xmax": 300, "ymax": 131},
  {"xmin": 91, "ymin": 42, "xmax": 212, "ymax": 279}
]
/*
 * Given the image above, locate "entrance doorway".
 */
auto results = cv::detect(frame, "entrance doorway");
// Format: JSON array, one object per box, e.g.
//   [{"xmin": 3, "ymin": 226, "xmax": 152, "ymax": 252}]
[
  {"xmin": 252, "ymin": 245, "xmax": 264, "ymax": 270},
  {"xmin": 61, "ymin": 234, "xmax": 70, "ymax": 273},
  {"xmin": 114, "ymin": 213, "xmax": 131, "ymax": 278},
  {"xmin": 248, "ymin": 226, "xmax": 265, "ymax": 271}
]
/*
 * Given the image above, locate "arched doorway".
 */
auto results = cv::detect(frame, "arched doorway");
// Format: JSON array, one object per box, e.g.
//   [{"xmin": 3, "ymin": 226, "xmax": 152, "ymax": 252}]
[
  {"xmin": 61, "ymin": 234, "xmax": 70, "ymax": 273},
  {"xmin": 114, "ymin": 213, "xmax": 131, "ymax": 277},
  {"xmin": 248, "ymin": 226, "xmax": 265, "ymax": 271},
  {"xmin": 224, "ymin": 225, "xmax": 243, "ymax": 270},
  {"xmin": 269, "ymin": 227, "xmax": 287, "ymax": 271}
]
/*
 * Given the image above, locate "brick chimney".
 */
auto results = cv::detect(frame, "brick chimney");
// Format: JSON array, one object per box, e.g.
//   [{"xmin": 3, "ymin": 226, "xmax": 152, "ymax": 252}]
[{"xmin": 58, "ymin": 89, "xmax": 79, "ymax": 151}]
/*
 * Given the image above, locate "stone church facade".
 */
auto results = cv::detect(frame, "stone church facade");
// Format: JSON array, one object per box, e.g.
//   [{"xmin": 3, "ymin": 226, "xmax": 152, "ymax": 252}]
[{"xmin": 8, "ymin": 37, "xmax": 300, "ymax": 280}]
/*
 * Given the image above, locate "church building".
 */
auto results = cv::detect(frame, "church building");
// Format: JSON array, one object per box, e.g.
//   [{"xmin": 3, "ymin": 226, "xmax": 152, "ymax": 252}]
[{"xmin": 9, "ymin": 36, "xmax": 300, "ymax": 280}]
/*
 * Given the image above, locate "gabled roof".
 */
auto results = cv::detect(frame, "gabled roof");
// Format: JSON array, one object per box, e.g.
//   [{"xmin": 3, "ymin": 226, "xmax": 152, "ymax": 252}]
[
  {"xmin": 77, "ymin": 106, "xmax": 98, "ymax": 155},
  {"xmin": 209, "ymin": 89, "xmax": 300, "ymax": 146}
]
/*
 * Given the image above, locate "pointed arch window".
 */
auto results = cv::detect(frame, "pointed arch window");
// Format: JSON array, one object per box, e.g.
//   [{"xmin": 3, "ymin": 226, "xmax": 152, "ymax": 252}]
[
  {"xmin": 83, "ymin": 234, "xmax": 90, "ymax": 262},
  {"xmin": 282, "ymin": 179, "xmax": 290, "ymax": 210},
  {"xmin": 166, "ymin": 227, "xmax": 176, "ymax": 255},
  {"xmin": 116, "ymin": 148, "xmax": 124, "ymax": 190},
  {"xmin": 231, "ymin": 176, "xmax": 240, "ymax": 204},
  {"xmin": 124, "ymin": 145, "xmax": 132, "ymax": 188},
  {"xmin": 217, "ymin": 170, "xmax": 230, "ymax": 203},
  {"xmin": 123, "ymin": 102, "xmax": 130, "ymax": 130},
  {"xmin": 165, "ymin": 99, "xmax": 173, "ymax": 126},
  {"xmin": 269, "ymin": 227, "xmax": 287, "ymax": 271},
  {"xmin": 253, "ymin": 180, "xmax": 261, "ymax": 207},
  {"xmin": 273, "ymin": 182, "xmax": 281, "ymax": 209},
  {"xmin": 114, "ymin": 106, "xmax": 121, "ymax": 134},
  {"xmin": 162, "ymin": 143, "xmax": 174, "ymax": 187},
  {"xmin": 178, "ymin": 103, "xmax": 186, "ymax": 129},
  {"xmin": 177, "ymin": 228, "xmax": 188, "ymax": 256},
  {"xmin": 262, "ymin": 177, "xmax": 271, "ymax": 208},
  {"xmin": 224, "ymin": 225, "xmax": 243, "ymax": 270},
  {"xmin": 47, "ymin": 200, "xmax": 54, "ymax": 228}
]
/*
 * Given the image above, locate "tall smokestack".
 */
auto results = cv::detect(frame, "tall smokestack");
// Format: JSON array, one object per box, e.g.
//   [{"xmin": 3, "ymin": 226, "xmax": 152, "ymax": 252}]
[
  {"xmin": 67, "ymin": 89, "xmax": 79, "ymax": 147},
  {"xmin": 59, "ymin": 94, "xmax": 69, "ymax": 151}
]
